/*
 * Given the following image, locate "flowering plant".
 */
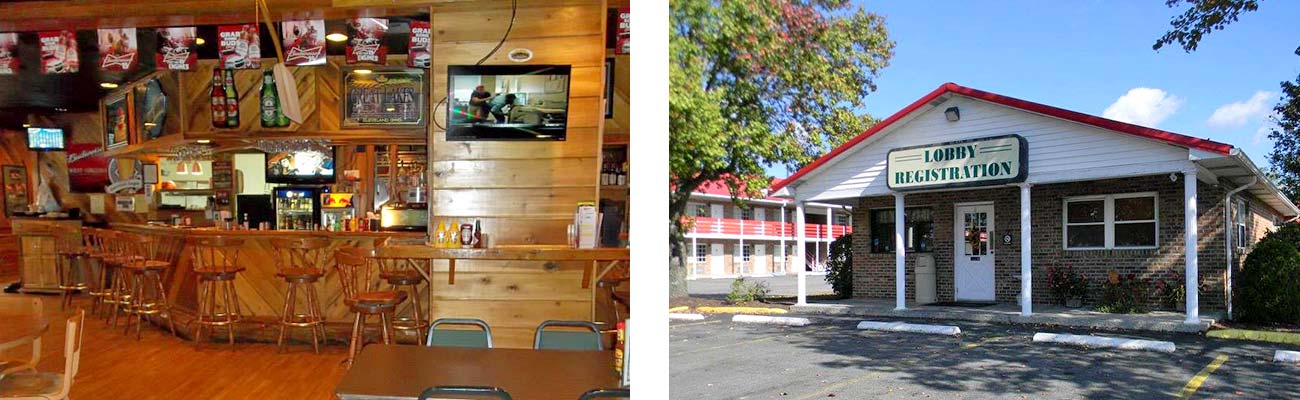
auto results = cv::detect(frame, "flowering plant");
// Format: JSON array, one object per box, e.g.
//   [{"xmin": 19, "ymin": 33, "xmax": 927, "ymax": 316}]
[{"xmin": 1045, "ymin": 265, "xmax": 1090, "ymax": 305}]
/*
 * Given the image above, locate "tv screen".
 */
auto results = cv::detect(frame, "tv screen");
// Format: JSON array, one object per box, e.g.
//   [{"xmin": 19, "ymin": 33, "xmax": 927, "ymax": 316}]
[
  {"xmin": 26, "ymin": 127, "xmax": 65, "ymax": 151},
  {"xmin": 446, "ymin": 65, "xmax": 571, "ymax": 141},
  {"xmin": 266, "ymin": 147, "xmax": 336, "ymax": 184}
]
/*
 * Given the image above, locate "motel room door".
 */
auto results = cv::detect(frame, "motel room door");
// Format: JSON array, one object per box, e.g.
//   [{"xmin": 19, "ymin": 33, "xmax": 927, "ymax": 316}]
[{"xmin": 954, "ymin": 203, "xmax": 995, "ymax": 301}]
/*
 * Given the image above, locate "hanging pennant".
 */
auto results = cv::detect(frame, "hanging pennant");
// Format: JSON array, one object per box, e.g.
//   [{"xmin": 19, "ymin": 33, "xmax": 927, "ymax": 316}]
[
  {"xmin": 281, "ymin": 19, "xmax": 325, "ymax": 66},
  {"xmin": 156, "ymin": 27, "xmax": 197, "ymax": 71},
  {"xmin": 346, "ymin": 18, "xmax": 388, "ymax": 65},
  {"xmin": 218, "ymin": 24, "xmax": 261, "ymax": 69},
  {"xmin": 0, "ymin": 33, "xmax": 17, "ymax": 75},
  {"xmin": 97, "ymin": 28, "xmax": 139, "ymax": 72},
  {"xmin": 408, "ymin": 20, "xmax": 430, "ymax": 68},
  {"xmin": 38, "ymin": 30, "xmax": 79, "ymax": 74}
]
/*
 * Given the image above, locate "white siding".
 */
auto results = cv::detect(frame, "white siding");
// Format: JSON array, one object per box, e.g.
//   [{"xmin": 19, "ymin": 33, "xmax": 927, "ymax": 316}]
[{"xmin": 796, "ymin": 95, "xmax": 1194, "ymax": 202}]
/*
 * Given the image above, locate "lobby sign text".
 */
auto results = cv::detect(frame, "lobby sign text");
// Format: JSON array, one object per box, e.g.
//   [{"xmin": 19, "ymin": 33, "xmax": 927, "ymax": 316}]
[{"xmin": 887, "ymin": 134, "xmax": 1027, "ymax": 191}]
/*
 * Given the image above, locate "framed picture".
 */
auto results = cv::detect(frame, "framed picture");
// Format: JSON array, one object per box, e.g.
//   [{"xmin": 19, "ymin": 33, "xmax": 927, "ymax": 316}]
[
  {"xmin": 2, "ymin": 165, "xmax": 29, "ymax": 216},
  {"xmin": 605, "ymin": 57, "xmax": 615, "ymax": 119},
  {"xmin": 102, "ymin": 91, "xmax": 133, "ymax": 149},
  {"xmin": 141, "ymin": 163, "xmax": 159, "ymax": 184},
  {"xmin": 341, "ymin": 67, "xmax": 427, "ymax": 129},
  {"xmin": 133, "ymin": 77, "xmax": 168, "ymax": 140}
]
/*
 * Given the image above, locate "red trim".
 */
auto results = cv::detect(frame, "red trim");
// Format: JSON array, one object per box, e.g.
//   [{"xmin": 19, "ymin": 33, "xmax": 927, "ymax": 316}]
[{"xmin": 771, "ymin": 82, "xmax": 1234, "ymax": 193}]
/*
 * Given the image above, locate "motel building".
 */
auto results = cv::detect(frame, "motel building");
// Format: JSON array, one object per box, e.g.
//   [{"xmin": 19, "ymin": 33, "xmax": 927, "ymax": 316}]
[
  {"xmin": 684, "ymin": 179, "xmax": 853, "ymax": 279},
  {"xmin": 770, "ymin": 82, "xmax": 1298, "ymax": 324}
]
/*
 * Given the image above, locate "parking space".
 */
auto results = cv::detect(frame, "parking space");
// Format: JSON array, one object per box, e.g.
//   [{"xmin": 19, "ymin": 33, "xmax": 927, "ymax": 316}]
[{"xmin": 670, "ymin": 316, "xmax": 1300, "ymax": 399}]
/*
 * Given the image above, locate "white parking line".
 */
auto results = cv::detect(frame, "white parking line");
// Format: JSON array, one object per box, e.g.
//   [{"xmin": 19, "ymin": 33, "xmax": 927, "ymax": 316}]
[
  {"xmin": 669, "ymin": 313, "xmax": 706, "ymax": 321},
  {"xmin": 1032, "ymin": 332, "xmax": 1175, "ymax": 353},
  {"xmin": 857, "ymin": 320, "xmax": 961, "ymax": 336},
  {"xmin": 732, "ymin": 314, "xmax": 812, "ymax": 326},
  {"xmin": 1275, "ymin": 350, "xmax": 1300, "ymax": 363}
]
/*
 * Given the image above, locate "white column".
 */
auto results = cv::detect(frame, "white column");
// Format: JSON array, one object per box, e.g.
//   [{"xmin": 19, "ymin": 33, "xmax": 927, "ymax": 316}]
[
  {"xmin": 738, "ymin": 217, "xmax": 745, "ymax": 275},
  {"xmin": 796, "ymin": 201, "xmax": 808, "ymax": 305},
  {"xmin": 894, "ymin": 192, "xmax": 907, "ymax": 311},
  {"xmin": 1184, "ymin": 169, "xmax": 1200, "ymax": 324},
  {"xmin": 1019, "ymin": 183, "xmax": 1032, "ymax": 316},
  {"xmin": 691, "ymin": 236, "xmax": 698, "ymax": 278},
  {"xmin": 826, "ymin": 206, "xmax": 834, "ymax": 270},
  {"xmin": 779, "ymin": 203, "xmax": 787, "ymax": 274}
]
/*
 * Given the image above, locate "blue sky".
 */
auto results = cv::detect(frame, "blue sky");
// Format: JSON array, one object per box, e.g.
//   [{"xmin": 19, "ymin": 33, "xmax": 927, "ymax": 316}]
[{"xmin": 768, "ymin": 1, "xmax": 1300, "ymax": 177}]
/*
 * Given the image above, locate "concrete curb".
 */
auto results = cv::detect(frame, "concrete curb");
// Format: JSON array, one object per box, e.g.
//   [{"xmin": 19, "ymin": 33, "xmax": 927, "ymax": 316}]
[
  {"xmin": 1033, "ymin": 332, "xmax": 1176, "ymax": 353},
  {"xmin": 732, "ymin": 314, "xmax": 811, "ymax": 326},
  {"xmin": 857, "ymin": 320, "xmax": 961, "ymax": 336},
  {"xmin": 1275, "ymin": 350, "xmax": 1300, "ymax": 363},
  {"xmin": 668, "ymin": 313, "xmax": 706, "ymax": 321},
  {"xmin": 791, "ymin": 303, "xmax": 1213, "ymax": 334},
  {"xmin": 667, "ymin": 306, "xmax": 691, "ymax": 313},
  {"xmin": 697, "ymin": 306, "xmax": 789, "ymax": 315}
]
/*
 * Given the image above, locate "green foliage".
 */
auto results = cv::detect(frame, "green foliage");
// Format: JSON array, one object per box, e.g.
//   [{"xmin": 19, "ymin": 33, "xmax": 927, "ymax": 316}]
[
  {"xmin": 1234, "ymin": 239, "xmax": 1300, "ymax": 324},
  {"xmin": 1154, "ymin": 270, "xmax": 1186, "ymax": 310},
  {"xmin": 824, "ymin": 234, "xmax": 853, "ymax": 299},
  {"xmin": 725, "ymin": 277, "xmax": 770, "ymax": 304},
  {"xmin": 1267, "ymin": 72, "xmax": 1300, "ymax": 201},
  {"xmin": 1153, "ymin": 0, "xmax": 1260, "ymax": 52},
  {"xmin": 1096, "ymin": 271, "xmax": 1151, "ymax": 314},
  {"xmin": 1045, "ymin": 265, "xmax": 1090, "ymax": 305},
  {"xmin": 1258, "ymin": 223, "xmax": 1300, "ymax": 250}
]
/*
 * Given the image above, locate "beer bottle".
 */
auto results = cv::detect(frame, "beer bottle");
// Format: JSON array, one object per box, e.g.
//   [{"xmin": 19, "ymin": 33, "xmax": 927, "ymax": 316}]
[
  {"xmin": 211, "ymin": 69, "xmax": 227, "ymax": 128},
  {"xmin": 223, "ymin": 69, "xmax": 239, "ymax": 128},
  {"xmin": 260, "ymin": 70, "xmax": 278, "ymax": 128}
]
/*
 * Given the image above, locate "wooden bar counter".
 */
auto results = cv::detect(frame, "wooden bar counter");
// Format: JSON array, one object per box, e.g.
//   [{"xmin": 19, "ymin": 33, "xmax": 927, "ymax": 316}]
[{"xmin": 109, "ymin": 223, "xmax": 629, "ymax": 349}]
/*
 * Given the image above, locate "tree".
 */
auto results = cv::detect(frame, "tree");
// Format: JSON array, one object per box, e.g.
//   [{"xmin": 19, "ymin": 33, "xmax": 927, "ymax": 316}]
[
  {"xmin": 669, "ymin": 0, "xmax": 893, "ymax": 298},
  {"xmin": 1152, "ymin": 0, "xmax": 1259, "ymax": 53}
]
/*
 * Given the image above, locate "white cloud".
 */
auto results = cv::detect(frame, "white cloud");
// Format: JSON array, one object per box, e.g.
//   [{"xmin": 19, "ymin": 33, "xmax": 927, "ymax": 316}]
[
  {"xmin": 1208, "ymin": 91, "xmax": 1275, "ymax": 128},
  {"xmin": 1253, "ymin": 119, "xmax": 1277, "ymax": 145},
  {"xmin": 1102, "ymin": 88, "xmax": 1182, "ymax": 128}
]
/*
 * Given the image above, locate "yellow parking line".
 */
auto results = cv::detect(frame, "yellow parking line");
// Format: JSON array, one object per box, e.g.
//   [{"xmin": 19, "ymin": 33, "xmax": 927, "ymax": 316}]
[{"xmin": 1178, "ymin": 354, "xmax": 1228, "ymax": 399}]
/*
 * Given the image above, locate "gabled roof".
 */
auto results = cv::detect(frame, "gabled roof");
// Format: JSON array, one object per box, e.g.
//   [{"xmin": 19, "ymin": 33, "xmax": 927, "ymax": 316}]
[{"xmin": 770, "ymin": 82, "xmax": 1234, "ymax": 193}]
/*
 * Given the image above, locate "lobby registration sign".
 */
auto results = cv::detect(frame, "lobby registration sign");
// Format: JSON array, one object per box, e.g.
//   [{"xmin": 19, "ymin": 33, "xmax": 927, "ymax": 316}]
[{"xmin": 886, "ymin": 134, "xmax": 1028, "ymax": 191}]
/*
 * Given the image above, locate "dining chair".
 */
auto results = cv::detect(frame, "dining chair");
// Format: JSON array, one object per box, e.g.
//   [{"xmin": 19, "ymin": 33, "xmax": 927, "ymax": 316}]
[
  {"xmin": 0, "ymin": 309, "xmax": 85, "ymax": 400},
  {"xmin": 578, "ymin": 388, "xmax": 631, "ymax": 399},
  {"xmin": 425, "ymin": 318, "xmax": 493, "ymax": 348},
  {"xmin": 0, "ymin": 296, "xmax": 42, "ymax": 376},
  {"xmin": 416, "ymin": 386, "xmax": 513, "ymax": 400},
  {"xmin": 534, "ymin": 320, "xmax": 603, "ymax": 351}
]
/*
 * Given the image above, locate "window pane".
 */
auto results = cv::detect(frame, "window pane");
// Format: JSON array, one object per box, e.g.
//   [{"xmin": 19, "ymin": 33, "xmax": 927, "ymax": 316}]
[
  {"xmin": 907, "ymin": 208, "xmax": 932, "ymax": 223},
  {"xmin": 1115, "ymin": 196, "xmax": 1155, "ymax": 221},
  {"xmin": 1067, "ymin": 224, "xmax": 1105, "ymax": 248},
  {"xmin": 1067, "ymin": 200, "xmax": 1104, "ymax": 223},
  {"xmin": 914, "ymin": 221, "xmax": 934, "ymax": 252},
  {"xmin": 1114, "ymin": 222, "xmax": 1156, "ymax": 247},
  {"xmin": 873, "ymin": 209, "xmax": 894, "ymax": 224}
]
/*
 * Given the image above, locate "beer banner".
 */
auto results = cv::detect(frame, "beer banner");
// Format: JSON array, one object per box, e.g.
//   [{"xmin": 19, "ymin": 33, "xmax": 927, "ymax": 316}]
[
  {"xmin": 0, "ymin": 33, "xmax": 17, "ymax": 75},
  {"xmin": 616, "ymin": 7, "xmax": 630, "ymax": 54},
  {"xmin": 97, "ymin": 28, "xmax": 138, "ymax": 72},
  {"xmin": 282, "ymin": 19, "xmax": 325, "ymax": 66},
  {"xmin": 156, "ymin": 27, "xmax": 197, "ymax": 71},
  {"xmin": 218, "ymin": 24, "xmax": 261, "ymax": 69},
  {"xmin": 38, "ymin": 30, "xmax": 79, "ymax": 74},
  {"xmin": 408, "ymin": 20, "xmax": 430, "ymax": 68},
  {"xmin": 67, "ymin": 143, "xmax": 111, "ymax": 193},
  {"xmin": 346, "ymin": 18, "xmax": 388, "ymax": 65}
]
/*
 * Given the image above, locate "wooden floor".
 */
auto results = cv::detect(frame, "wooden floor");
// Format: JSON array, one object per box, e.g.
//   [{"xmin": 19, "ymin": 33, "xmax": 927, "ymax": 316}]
[{"xmin": 3, "ymin": 294, "xmax": 353, "ymax": 399}]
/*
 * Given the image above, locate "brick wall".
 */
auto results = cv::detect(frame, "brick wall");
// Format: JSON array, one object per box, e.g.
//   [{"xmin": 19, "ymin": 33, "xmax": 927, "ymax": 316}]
[{"xmin": 852, "ymin": 174, "xmax": 1232, "ymax": 311}]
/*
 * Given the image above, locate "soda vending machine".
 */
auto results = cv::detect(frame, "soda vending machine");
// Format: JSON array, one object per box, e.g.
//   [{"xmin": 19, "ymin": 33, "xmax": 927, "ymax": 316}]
[
  {"xmin": 273, "ymin": 187, "xmax": 321, "ymax": 231},
  {"xmin": 320, "ymin": 192, "xmax": 355, "ymax": 231}
]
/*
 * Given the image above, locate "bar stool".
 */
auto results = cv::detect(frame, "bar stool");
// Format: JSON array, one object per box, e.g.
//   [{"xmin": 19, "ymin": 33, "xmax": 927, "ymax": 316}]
[
  {"xmin": 191, "ymin": 236, "xmax": 245, "ymax": 348},
  {"xmin": 270, "ymin": 237, "xmax": 331, "ymax": 353},
  {"xmin": 334, "ymin": 246, "xmax": 406, "ymax": 367},
  {"xmin": 82, "ymin": 227, "xmax": 115, "ymax": 317},
  {"xmin": 374, "ymin": 245, "xmax": 430, "ymax": 342},
  {"xmin": 53, "ymin": 225, "xmax": 91, "ymax": 310},
  {"xmin": 121, "ymin": 234, "xmax": 182, "ymax": 339},
  {"xmin": 105, "ymin": 231, "xmax": 143, "ymax": 327}
]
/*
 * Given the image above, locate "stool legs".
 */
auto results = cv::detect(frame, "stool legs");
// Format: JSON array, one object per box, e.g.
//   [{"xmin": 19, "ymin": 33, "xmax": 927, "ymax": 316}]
[
  {"xmin": 55, "ymin": 254, "xmax": 89, "ymax": 310},
  {"xmin": 108, "ymin": 264, "xmax": 134, "ymax": 327},
  {"xmin": 344, "ymin": 310, "xmax": 396, "ymax": 368},
  {"xmin": 88, "ymin": 258, "xmax": 111, "ymax": 317},
  {"xmin": 277, "ymin": 280, "xmax": 327, "ymax": 354},
  {"xmin": 388, "ymin": 282, "xmax": 428, "ymax": 343},
  {"xmin": 195, "ymin": 278, "xmax": 240, "ymax": 349},
  {"xmin": 123, "ymin": 269, "xmax": 178, "ymax": 340}
]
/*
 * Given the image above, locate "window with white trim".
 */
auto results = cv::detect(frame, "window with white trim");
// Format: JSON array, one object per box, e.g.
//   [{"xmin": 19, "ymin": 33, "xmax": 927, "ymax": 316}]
[
  {"xmin": 695, "ymin": 244, "xmax": 707, "ymax": 263},
  {"xmin": 742, "ymin": 244, "xmax": 752, "ymax": 262},
  {"xmin": 1064, "ymin": 193, "xmax": 1157, "ymax": 249},
  {"xmin": 740, "ymin": 208, "xmax": 753, "ymax": 220},
  {"xmin": 1233, "ymin": 198, "xmax": 1249, "ymax": 248}
]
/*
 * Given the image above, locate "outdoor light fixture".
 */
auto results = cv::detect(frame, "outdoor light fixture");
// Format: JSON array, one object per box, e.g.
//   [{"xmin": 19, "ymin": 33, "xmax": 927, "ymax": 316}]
[
  {"xmin": 100, "ymin": 82, "xmax": 119, "ymax": 89},
  {"xmin": 1170, "ymin": 172, "xmax": 1179, "ymax": 182},
  {"xmin": 326, "ymin": 32, "xmax": 348, "ymax": 42},
  {"xmin": 944, "ymin": 106, "xmax": 961, "ymax": 122}
]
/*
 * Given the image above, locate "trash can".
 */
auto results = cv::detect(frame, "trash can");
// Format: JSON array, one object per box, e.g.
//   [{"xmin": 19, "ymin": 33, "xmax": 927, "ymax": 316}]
[{"xmin": 915, "ymin": 254, "xmax": 936, "ymax": 304}]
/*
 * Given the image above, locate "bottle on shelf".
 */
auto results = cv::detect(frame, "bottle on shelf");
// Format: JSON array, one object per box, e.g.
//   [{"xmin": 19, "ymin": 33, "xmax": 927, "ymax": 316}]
[
  {"xmin": 211, "ymin": 69, "xmax": 227, "ymax": 128},
  {"xmin": 260, "ymin": 70, "xmax": 281, "ymax": 128},
  {"xmin": 473, "ymin": 219, "xmax": 483, "ymax": 248},
  {"xmin": 223, "ymin": 69, "xmax": 240, "ymax": 128},
  {"xmin": 618, "ymin": 161, "xmax": 628, "ymax": 186}
]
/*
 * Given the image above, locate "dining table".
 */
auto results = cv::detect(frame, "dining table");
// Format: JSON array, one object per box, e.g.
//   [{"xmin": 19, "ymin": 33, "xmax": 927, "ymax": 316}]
[{"xmin": 335, "ymin": 344, "xmax": 622, "ymax": 400}]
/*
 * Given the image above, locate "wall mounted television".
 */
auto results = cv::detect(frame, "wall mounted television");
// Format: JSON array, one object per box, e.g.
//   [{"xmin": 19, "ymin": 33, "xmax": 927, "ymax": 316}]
[
  {"xmin": 265, "ymin": 147, "xmax": 336, "ymax": 184},
  {"xmin": 26, "ymin": 127, "xmax": 66, "ymax": 151},
  {"xmin": 446, "ymin": 64, "xmax": 571, "ymax": 141}
]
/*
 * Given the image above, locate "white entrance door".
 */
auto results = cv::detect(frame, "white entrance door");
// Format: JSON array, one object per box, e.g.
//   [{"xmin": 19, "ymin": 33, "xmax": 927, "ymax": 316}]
[
  {"xmin": 954, "ymin": 203, "xmax": 995, "ymax": 301},
  {"xmin": 710, "ymin": 243, "xmax": 725, "ymax": 276}
]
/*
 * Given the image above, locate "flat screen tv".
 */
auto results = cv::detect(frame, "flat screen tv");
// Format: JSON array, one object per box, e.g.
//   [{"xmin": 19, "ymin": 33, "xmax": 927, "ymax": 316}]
[
  {"xmin": 446, "ymin": 65, "xmax": 571, "ymax": 141},
  {"xmin": 265, "ymin": 147, "xmax": 336, "ymax": 184},
  {"xmin": 26, "ymin": 127, "xmax": 66, "ymax": 151}
]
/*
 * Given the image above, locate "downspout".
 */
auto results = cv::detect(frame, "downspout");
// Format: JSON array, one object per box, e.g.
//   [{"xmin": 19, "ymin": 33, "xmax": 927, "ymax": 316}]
[{"xmin": 1225, "ymin": 176, "xmax": 1256, "ymax": 320}]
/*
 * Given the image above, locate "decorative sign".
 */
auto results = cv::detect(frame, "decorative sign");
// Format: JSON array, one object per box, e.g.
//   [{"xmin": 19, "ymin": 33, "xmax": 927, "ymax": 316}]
[
  {"xmin": 114, "ymin": 195, "xmax": 135, "ymax": 212},
  {"xmin": 97, "ymin": 28, "xmax": 138, "ymax": 72},
  {"xmin": 67, "ymin": 143, "xmax": 111, "ymax": 193},
  {"xmin": 0, "ymin": 33, "xmax": 18, "ymax": 75},
  {"xmin": 38, "ymin": 30, "xmax": 79, "ymax": 74},
  {"xmin": 342, "ymin": 68, "xmax": 426, "ymax": 128},
  {"xmin": 346, "ymin": 18, "xmax": 388, "ymax": 64},
  {"xmin": 211, "ymin": 160, "xmax": 232, "ymax": 206},
  {"xmin": 282, "ymin": 19, "xmax": 326, "ymax": 66},
  {"xmin": 615, "ymin": 7, "xmax": 630, "ymax": 54},
  {"xmin": 156, "ymin": 27, "xmax": 197, "ymax": 71},
  {"xmin": 407, "ymin": 20, "xmax": 430, "ymax": 68},
  {"xmin": 103, "ymin": 91, "xmax": 132, "ymax": 149},
  {"xmin": 2, "ymin": 165, "xmax": 28, "ymax": 216},
  {"xmin": 886, "ymin": 134, "xmax": 1027, "ymax": 191},
  {"xmin": 218, "ymin": 24, "xmax": 261, "ymax": 69},
  {"xmin": 106, "ymin": 158, "xmax": 144, "ymax": 194},
  {"xmin": 1002, "ymin": 233, "xmax": 1013, "ymax": 245}
]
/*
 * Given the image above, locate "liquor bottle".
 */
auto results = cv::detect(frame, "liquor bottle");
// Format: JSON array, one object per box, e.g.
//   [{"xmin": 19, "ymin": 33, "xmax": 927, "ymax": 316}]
[
  {"xmin": 211, "ymin": 69, "xmax": 227, "ymax": 128},
  {"xmin": 619, "ymin": 161, "xmax": 629, "ymax": 186},
  {"xmin": 223, "ymin": 69, "xmax": 240, "ymax": 128},
  {"xmin": 260, "ymin": 70, "xmax": 279, "ymax": 128},
  {"xmin": 601, "ymin": 163, "xmax": 611, "ymax": 186},
  {"xmin": 473, "ymin": 219, "xmax": 482, "ymax": 248}
]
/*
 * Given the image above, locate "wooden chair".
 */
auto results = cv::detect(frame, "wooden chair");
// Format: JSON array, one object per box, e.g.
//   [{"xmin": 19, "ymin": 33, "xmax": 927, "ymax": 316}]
[
  {"xmin": 374, "ymin": 245, "xmax": 430, "ymax": 342},
  {"xmin": 578, "ymin": 388, "xmax": 631, "ymax": 399},
  {"xmin": 425, "ymin": 318, "xmax": 493, "ymax": 348},
  {"xmin": 120, "ymin": 234, "xmax": 182, "ymax": 339},
  {"xmin": 269, "ymin": 237, "xmax": 332, "ymax": 353},
  {"xmin": 0, "ymin": 309, "xmax": 84, "ymax": 400},
  {"xmin": 102, "ymin": 231, "xmax": 143, "ymax": 326},
  {"xmin": 334, "ymin": 246, "xmax": 407, "ymax": 367},
  {"xmin": 190, "ymin": 236, "xmax": 245, "ymax": 348},
  {"xmin": 0, "ymin": 296, "xmax": 42, "ymax": 376},
  {"xmin": 534, "ymin": 320, "xmax": 603, "ymax": 351},
  {"xmin": 80, "ymin": 228, "xmax": 114, "ymax": 317},
  {"xmin": 417, "ymin": 386, "xmax": 513, "ymax": 400},
  {"xmin": 52, "ymin": 226, "xmax": 89, "ymax": 311}
]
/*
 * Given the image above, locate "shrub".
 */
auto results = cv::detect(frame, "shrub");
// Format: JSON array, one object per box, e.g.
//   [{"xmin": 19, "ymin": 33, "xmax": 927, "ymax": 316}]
[
  {"xmin": 1045, "ymin": 265, "xmax": 1090, "ymax": 305},
  {"xmin": 1096, "ymin": 270, "xmax": 1150, "ymax": 314},
  {"xmin": 1154, "ymin": 271, "xmax": 1186, "ymax": 310},
  {"xmin": 1259, "ymin": 223, "xmax": 1300, "ymax": 251},
  {"xmin": 1234, "ymin": 239, "xmax": 1300, "ymax": 324},
  {"xmin": 725, "ymin": 277, "xmax": 770, "ymax": 304},
  {"xmin": 824, "ymin": 234, "xmax": 853, "ymax": 299}
]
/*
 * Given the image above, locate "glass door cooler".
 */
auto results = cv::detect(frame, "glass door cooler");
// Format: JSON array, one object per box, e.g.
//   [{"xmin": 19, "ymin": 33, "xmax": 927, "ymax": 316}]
[{"xmin": 274, "ymin": 187, "xmax": 321, "ymax": 230}]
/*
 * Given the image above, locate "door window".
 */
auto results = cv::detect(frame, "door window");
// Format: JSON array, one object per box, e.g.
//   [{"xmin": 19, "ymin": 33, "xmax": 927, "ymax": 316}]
[{"xmin": 963, "ymin": 211, "xmax": 989, "ymax": 256}]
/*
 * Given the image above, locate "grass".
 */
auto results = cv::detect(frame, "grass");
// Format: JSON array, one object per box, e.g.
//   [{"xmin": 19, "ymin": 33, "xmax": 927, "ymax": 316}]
[{"xmin": 1207, "ymin": 329, "xmax": 1300, "ymax": 346}]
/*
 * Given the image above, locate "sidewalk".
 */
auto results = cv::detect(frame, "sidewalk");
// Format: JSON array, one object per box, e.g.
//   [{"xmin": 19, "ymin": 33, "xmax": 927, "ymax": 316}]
[{"xmin": 792, "ymin": 298, "xmax": 1220, "ymax": 334}]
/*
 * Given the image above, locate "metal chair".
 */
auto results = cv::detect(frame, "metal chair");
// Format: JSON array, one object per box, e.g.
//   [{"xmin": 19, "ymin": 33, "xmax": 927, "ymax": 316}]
[
  {"xmin": 417, "ymin": 386, "xmax": 512, "ymax": 400},
  {"xmin": 335, "ymin": 246, "xmax": 407, "ymax": 367},
  {"xmin": 0, "ymin": 296, "xmax": 42, "ymax": 376},
  {"xmin": 425, "ymin": 318, "xmax": 493, "ymax": 348},
  {"xmin": 0, "ymin": 309, "xmax": 84, "ymax": 400},
  {"xmin": 270, "ymin": 237, "xmax": 332, "ymax": 353},
  {"xmin": 578, "ymin": 388, "xmax": 631, "ymax": 399},
  {"xmin": 534, "ymin": 320, "xmax": 603, "ymax": 351}
]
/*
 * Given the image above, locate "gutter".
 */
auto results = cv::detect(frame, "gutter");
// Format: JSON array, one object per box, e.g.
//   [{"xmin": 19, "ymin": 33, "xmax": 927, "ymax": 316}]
[
  {"xmin": 1224, "ymin": 176, "xmax": 1256, "ymax": 320},
  {"xmin": 1230, "ymin": 148, "xmax": 1300, "ymax": 216}
]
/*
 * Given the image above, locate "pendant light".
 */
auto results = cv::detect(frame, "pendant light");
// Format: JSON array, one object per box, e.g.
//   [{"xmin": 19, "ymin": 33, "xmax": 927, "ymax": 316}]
[
  {"xmin": 176, "ymin": 161, "xmax": 188, "ymax": 175},
  {"xmin": 191, "ymin": 161, "xmax": 203, "ymax": 175}
]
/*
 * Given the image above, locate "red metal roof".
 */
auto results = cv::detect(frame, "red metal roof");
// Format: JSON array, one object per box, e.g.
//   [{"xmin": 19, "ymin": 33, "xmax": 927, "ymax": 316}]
[
  {"xmin": 770, "ymin": 82, "xmax": 1235, "ymax": 193},
  {"xmin": 691, "ymin": 178, "xmax": 789, "ymax": 202}
]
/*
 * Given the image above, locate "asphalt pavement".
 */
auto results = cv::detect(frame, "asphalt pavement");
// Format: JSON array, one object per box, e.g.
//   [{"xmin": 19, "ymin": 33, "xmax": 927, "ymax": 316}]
[{"xmin": 670, "ymin": 315, "xmax": 1300, "ymax": 399}]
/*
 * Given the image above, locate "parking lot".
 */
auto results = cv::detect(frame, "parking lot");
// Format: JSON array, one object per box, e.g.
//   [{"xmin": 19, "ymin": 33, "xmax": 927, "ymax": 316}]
[{"xmin": 670, "ymin": 315, "xmax": 1300, "ymax": 399}]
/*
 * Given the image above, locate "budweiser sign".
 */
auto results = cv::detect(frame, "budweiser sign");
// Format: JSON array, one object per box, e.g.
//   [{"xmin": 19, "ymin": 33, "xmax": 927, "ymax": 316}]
[
  {"xmin": 97, "ymin": 28, "xmax": 138, "ymax": 72},
  {"xmin": 156, "ymin": 27, "xmax": 197, "ymax": 71},
  {"xmin": 346, "ymin": 18, "xmax": 388, "ymax": 64},
  {"xmin": 282, "ymin": 19, "xmax": 325, "ymax": 66},
  {"xmin": 0, "ymin": 33, "xmax": 17, "ymax": 75}
]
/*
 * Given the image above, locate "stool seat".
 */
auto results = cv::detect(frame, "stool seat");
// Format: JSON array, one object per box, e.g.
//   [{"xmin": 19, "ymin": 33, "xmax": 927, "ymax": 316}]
[
  {"xmin": 124, "ymin": 260, "xmax": 171, "ymax": 271},
  {"xmin": 198, "ymin": 269, "xmax": 244, "ymax": 281},
  {"xmin": 276, "ymin": 267, "xmax": 324, "ymax": 283},
  {"xmin": 380, "ymin": 270, "xmax": 424, "ymax": 285},
  {"xmin": 346, "ymin": 291, "xmax": 406, "ymax": 313}
]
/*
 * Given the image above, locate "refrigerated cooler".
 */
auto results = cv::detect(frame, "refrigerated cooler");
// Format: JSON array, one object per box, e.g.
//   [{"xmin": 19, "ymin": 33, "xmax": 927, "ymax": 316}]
[
  {"xmin": 321, "ymin": 192, "xmax": 355, "ymax": 230},
  {"xmin": 274, "ymin": 187, "xmax": 321, "ymax": 231}
]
